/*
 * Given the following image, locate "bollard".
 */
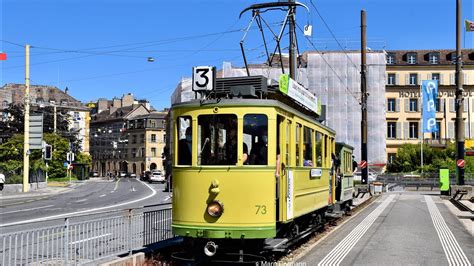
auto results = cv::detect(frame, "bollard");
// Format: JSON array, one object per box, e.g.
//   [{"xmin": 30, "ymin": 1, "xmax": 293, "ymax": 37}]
[{"xmin": 64, "ymin": 218, "xmax": 69, "ymax": 265}]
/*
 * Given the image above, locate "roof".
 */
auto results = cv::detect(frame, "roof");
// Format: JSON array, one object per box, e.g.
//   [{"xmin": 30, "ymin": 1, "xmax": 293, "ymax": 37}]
[
  {"xmin": 132, "ymin": 112, "xmax": 167, "ymax": 120},
  {"xmin": 0, "ymin": 83, "xmax": 88, "ymax": 110},
  {"xmin": 385, "ymin": 49, "xmax": 474, "ymax": 66}
]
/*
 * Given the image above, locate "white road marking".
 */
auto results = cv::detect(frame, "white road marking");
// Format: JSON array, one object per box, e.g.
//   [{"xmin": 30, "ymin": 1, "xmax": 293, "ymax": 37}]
[
  {"xmin": 0, "ymin": 180, "xmax": 157, "ymax": 227},
  {"xmin": 318, "ymin": 195, "xmax": 396, "ymax": 266},
  {"xmin": 425, "ymin": 196, "xmax": 471, "ymax": 266},
  {"xmin": 99, "ymin": 194, "xmax": 106, "ymax": 197},
  {"xmin": 74, "ymin": 199, "xmax": 87, "ymax": 203},
  {"xmin": 0, "ymin": 205, "xmax": 54, "ymax": 215},
  {"xmin": 69, "ymin": 233, "xmax": 112, "ymax": 245}
]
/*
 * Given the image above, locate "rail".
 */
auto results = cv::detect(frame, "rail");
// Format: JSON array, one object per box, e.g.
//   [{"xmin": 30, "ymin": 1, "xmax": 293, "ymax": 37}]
[{"xmin": 0, "ymin": 204, "xmax": 173, "ymax": 265}]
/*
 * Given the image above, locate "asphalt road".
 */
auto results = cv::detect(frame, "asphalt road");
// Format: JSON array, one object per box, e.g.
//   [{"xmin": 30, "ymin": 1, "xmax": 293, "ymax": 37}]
[
  {"xmin": 297, "ymin": 191, "xmax": 473, "ymax": 265},
  {"xmin": 0, "ymin": 178, "xmax": 171, "ymax": 232}
]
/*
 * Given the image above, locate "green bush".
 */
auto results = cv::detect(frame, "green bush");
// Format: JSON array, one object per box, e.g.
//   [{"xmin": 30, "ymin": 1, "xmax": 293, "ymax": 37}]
[{"xmin": 5, "ymin": 175, "xmax": 23, "ymax": 184}]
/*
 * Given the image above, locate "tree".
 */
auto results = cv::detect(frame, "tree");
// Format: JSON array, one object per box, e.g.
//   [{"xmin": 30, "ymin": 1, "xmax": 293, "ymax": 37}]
[
  {"xmin": 0, "ymin": 133, "xmax": 79, "ymax": 182},
  {"xmin": 387, "ymin": 142, "xmax": 473, "ymax": 174},
  {"xmin": 0, "ymin": 103, "xmax": 72, "ymax": 142}
]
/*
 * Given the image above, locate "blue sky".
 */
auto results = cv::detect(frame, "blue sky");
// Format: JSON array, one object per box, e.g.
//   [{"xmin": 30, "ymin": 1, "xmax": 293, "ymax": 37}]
[{"xmin": 1, "ymin": 0, "xmax": 473, "ymax": 110}]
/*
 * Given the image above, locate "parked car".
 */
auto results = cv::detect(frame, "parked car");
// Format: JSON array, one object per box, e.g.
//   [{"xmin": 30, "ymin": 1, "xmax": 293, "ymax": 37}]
[
  {"xmin": 141, "ymin": 171, "xmax": 151, "ymax": 182},
  {"xmin": 129, "ymin": 173, "xmax": 137, "ymax": 178},
  {"xmin": 89, "ymin": 171, "xmax": 100, "ymax": 177},
  {"xmin": 149, "ymin": 170, "xmax": 166, "ymax": 183},
  {"xmin": 119, "ymin": 171, "xmax": 128, "ymax": 178}
]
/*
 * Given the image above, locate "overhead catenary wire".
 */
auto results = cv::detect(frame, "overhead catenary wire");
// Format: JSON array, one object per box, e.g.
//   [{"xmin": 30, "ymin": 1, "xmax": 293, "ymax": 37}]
[
  {"xmin": 1, "ymin": 21, "xmax": 283, "ymax": 61},
  {"xmin": 308, "ymin": 0, "xmax": 361, "ymax": 73},
  {"xmin": 296, "ymin": 23, "xmax": 360, "ymax": 103}
]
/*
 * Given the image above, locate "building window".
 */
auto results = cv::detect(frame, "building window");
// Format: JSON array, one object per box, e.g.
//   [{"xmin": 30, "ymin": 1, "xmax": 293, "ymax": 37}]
[
  {"xmin": 150, "ymin": 120, "xmax": 156, "ymax": 128},
  {"xmin": 429, "ymin": 52, "xmax": 439, "ymax": 64},
  {"xmin": 132, "ymin": 135, "xmax": 137, "ymax": 144},
  {"xmin": 132, "ymin": 148, "xmax": 137, "ymax": 158},
  {"xmin": 387, "ymin": 122, "xmax": 397, "ymax": 139},
  {"xmin": 435, "ymin": 98, "xmax": 440, "ymax": 112},
  {"xmin": 387, "ymin": 53, "xmax": 396, "ymax": 64},
  {"xmin": 409, "ymin": 99, "xmax": 418, "ymax": 112},
  {"xmin": 141, "ymin": 148, "xmax": 145, "ymax": 158},
  {"xmin": 450, "ymin": 52, "xmax": 457, "ymax": 63},
  {"xmin": 387, "ymin": 98, "xmax": 396, "ymax": 112},
  {"xmin": 432, "ymin": 73, "xmax": 440, "ymax": 81},
  {"xmin": 432, "ymin": 122, "xmax": 441, "ymax": 140},
  {"xmin": 407, "ymin": 53, "xmax": 417, "ymax": 64},
  {"xmin": 387, "ymin": 73, "xmax": 396, "ymax": 85},
  {"xmin": 151, "ymin": 147, "xmax": 156, "ymax": 157},
  {"xmin": 151, "ymin": 134, "xmax": 156, "ymax": 142},
  {"xmin": 409, "ymin": 122, "xmax": 418, "ymax": 139},
  {"xmin": 409, "ymin": 73, "xmax": 418, "ymax": 85}
]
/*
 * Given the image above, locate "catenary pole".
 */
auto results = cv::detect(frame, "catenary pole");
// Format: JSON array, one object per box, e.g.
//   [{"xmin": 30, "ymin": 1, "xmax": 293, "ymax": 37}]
[
  {"xmin": 360, "ymin": 10, "xmax": 368, "ymax": 185},
  {"xmin": 455, "ymin": 0, "xmax": 464, "ymax": 185},
  {"xmin": 23, "ymin": 44, "xmax": 30, "ymax": 192},
  {"xmin": 289, "ymin": 0, "xmax": 297, "ymax": 80}
]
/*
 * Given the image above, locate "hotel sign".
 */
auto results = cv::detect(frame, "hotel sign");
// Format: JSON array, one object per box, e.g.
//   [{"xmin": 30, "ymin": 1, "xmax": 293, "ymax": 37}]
[{"xmin": 398, "ymin": 90, "xmax": 474, "ymax": 98}]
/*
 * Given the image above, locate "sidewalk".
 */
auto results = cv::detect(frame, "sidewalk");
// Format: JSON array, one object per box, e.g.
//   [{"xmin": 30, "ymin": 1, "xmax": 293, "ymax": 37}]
[{"xmin": 0, "ymin": 178, "xmax": 108, "ymax": 199}]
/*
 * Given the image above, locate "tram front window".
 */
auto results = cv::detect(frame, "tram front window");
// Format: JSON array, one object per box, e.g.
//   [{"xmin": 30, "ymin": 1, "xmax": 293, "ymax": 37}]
[
  {"xmin": 244, "ymin": 114, "xmax": 268, "ymax": 165},
  {"xmin": 177, "ymin": 116, "xmax": 192, "ymax": 165},
  {"xmin": 198, "ymin": 114, "xmax": 238, "ymax": 165}
]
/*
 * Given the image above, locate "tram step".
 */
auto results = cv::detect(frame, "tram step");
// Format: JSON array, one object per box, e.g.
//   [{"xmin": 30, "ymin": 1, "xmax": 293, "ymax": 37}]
[
  {"xmin": 264, "ymin": 238, "xmax": 288, "ymax": 250},
  {"xmin": 325, "ymin": 211, "xmax": 344, "ymax": 218}
]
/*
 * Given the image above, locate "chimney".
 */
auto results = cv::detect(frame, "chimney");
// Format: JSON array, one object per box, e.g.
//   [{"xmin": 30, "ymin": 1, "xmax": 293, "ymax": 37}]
[{"xmin": 121, "ymin": 93, "xmax": 134, "ymax": 107}]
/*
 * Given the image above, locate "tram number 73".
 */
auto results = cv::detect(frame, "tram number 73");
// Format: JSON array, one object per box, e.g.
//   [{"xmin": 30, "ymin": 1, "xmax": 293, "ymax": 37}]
[
  {"xmin": 192, "ymin": 66, "xmax": 216, "ymax": 91},
  {"xmin": 255, "ymin": 205, "xmax": 267, "ymax": 215}
]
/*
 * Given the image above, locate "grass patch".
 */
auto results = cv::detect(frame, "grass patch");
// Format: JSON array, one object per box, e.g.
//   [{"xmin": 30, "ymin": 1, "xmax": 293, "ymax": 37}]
[{"xmin": 48, "ymin": 176, "xmax": 78, "ymax": 182}]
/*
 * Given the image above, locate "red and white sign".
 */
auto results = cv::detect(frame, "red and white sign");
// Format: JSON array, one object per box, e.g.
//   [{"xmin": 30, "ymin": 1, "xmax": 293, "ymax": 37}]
[
  {"xmin": 457, "ymin": 159, "xmax": 465, "ymax": 168},
  {"xmin": 0, "ymin": 53, "xmax": 6, "ymax": 61},
  {"xmin": 359, "ymin": 160, "xmax": 367, "ymax": 169}
]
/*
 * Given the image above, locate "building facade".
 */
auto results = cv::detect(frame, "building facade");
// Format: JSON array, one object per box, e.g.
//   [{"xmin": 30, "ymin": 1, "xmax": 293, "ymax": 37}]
[
  {"xmin": 385, "ymin": 49, "xmax": 474, "ymax": 163},
  {"xmin": 126, "ymin": 112, "xmax": 167, "ymax": 175},
  {"xmin": 89, "ymin": 93, "xmax": 166, "ymax": 176},
  {"xmin": 0, "ymin": 84, "xmax": 90, "ymax": 152}
]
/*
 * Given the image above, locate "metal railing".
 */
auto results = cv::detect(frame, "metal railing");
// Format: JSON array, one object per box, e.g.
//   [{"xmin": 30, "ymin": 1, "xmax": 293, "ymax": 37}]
[
  {"xmin": 0, "ymin": 205, "xmax": 172, "ymax": 265},
  {"xmin": 377, "ymin": 173, "xmax": 474, "ymax": 191}
]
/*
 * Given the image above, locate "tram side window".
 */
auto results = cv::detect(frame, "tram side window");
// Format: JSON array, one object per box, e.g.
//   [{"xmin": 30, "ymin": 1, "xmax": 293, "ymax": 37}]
[
  {"xmin": 177, "ymin": 116, "xmax": 192, "ymax": 165},
  {"xmin": 198, "ymin": 114, "xmax": 237, "ymax": 165},
  {"xmin": 303, "ymin": 127, "xmax": 313, "ymax": 167},
  {"xmin": 244, "ymin": 114, "xmax": 268, "ymax": 165},
  {"xmin": 315, "ymin": 132, "xmax": 323, "ymax": 167},
  {"xmin": 296, "ymin": 124, "xmax": 301, "ymax": 166}
]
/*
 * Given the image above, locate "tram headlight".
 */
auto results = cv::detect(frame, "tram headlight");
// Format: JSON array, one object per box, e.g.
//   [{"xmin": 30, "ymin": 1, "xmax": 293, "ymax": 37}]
[{"xmin": 207, "ymin": 200, "xmax": 224, "ymax": 217}]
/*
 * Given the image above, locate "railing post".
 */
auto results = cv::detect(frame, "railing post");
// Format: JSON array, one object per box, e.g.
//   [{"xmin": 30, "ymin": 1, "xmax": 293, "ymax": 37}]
[
  {"xmin": 64, "ymin": 218, "xmax": 69, "ymax": 266},
  {"xmin": 128, "ymin": 209, "xmax": 133, "ymax": 256}
]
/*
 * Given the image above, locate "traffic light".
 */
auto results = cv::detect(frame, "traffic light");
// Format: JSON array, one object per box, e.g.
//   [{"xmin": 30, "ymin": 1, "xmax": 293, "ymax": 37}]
[{"xmin": 44, "ymin": 145, "xmax": 52, "ymax": 160}]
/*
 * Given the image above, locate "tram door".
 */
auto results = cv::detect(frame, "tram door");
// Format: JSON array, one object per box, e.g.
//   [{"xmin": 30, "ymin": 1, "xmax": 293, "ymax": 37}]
[
  {"xmin": 276, "ymin": 115, "xmax": 283, "ymax": 221},
  {"xmin": 277, "ymin": 115, "xmax": 292, "ymax": 221}
]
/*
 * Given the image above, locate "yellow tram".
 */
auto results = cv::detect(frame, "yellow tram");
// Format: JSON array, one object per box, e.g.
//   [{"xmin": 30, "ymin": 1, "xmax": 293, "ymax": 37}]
[{"xmin": 171, "ymin": 75, "xmax": 345, "ymax": 256}]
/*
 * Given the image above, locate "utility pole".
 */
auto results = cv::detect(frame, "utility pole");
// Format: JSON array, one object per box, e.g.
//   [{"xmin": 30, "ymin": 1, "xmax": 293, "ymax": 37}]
[
  {"xmin": 54, "ymin": 105, "xmax": 57, "ymax": 133},
  {"xmin": 23, "ymin": 44, "xmax": 30, "ymax": 192},
  {"xmin": 455, "ymin": 0, "xmax": 464, "ymax": 185},
  {"xmin": 360, "ymin": 10, "xmax": 368, "ymax": 185},
  {"xmin": 288, "ymin": 0, "xmax": 297, "ymax": 80}
]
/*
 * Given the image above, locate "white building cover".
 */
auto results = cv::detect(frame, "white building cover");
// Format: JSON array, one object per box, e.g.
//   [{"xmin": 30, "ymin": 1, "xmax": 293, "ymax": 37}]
[{"xmin": 171, "ymin": 51, "xmax": 387, "ymax": 168}]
